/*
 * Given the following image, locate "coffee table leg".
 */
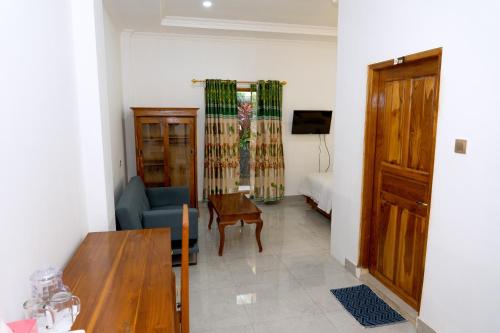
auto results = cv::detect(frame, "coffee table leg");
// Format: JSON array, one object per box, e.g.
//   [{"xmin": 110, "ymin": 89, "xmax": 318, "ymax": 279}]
[
  {"xmin": 208, "ymin": 201, "xmax": 214, "ymax": 230},
  {"xmin": 218, "ymin": 223, "xmax": 226, "ymax": 256},
  {"xmin": 256, "ymin": 219, "xmax": 263, "ymax": 252}
]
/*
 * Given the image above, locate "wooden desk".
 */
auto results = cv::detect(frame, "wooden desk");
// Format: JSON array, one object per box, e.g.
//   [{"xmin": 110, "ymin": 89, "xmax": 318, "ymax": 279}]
[
  {"xmin": 64, "ymin": 229, "xmax": 177, "ymax": 333},
  {"xmin": 208, "ymin": 193, "xmax": 263, "ymax": 256}
]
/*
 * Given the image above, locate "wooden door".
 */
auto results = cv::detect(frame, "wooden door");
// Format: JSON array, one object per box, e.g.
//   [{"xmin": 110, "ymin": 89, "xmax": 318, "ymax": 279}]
[
  {"xmin": 165, "ymin": 117, "xmax": 197, "ymax": 207},
  {"xmin": 136, "ymin": 117, "xmax": 168, "ymax": 187},
  {"xmin": 363, "ymin": 49, "xmax": 442, "ymax": 310}
]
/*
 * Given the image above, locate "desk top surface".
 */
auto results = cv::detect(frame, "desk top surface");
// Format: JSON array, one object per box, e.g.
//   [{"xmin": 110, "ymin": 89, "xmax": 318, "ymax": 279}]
[{"xmin": 64, "ymin": 229, "xmax": 175, "ymax": 333}]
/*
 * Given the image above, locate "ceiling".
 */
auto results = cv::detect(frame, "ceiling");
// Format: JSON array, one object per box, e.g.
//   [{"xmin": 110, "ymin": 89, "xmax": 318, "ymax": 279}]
[{"xmin": 103, "ymin": 0, "xmax": 338, "ymax": 40}]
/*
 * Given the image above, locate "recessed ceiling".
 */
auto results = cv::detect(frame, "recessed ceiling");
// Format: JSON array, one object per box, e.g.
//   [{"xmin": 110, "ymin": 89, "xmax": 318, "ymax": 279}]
[
  {"xmin": 162, "ymin": 0, "xmax": 337, "ymax": 26},
  {"xmin": 104, "ymin": 0, "xmax": 337, "ymax": 40}
]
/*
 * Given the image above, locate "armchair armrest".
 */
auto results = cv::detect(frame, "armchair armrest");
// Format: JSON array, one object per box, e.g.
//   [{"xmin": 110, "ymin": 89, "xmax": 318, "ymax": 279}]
[
  {"xmin": 146, "ymin": 186, "xmax": 190, "ymax": 208},
  {"xmin": 142, "ymin": 208, "xmax": 198, "ymax": 241}
]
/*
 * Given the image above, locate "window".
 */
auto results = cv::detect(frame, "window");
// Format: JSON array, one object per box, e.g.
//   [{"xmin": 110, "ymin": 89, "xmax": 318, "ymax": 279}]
[{"xmin": 237, "ymin": 89, "xmax": 256, "ymax": 188}]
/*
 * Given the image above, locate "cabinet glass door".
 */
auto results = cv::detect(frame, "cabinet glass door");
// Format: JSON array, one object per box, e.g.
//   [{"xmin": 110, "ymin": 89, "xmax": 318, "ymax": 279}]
[
  {"xmin": 140, "ymin": 119, "xmax": 165, "ymax": 186},
  {"xmin": 167, "ymin": 121, "xmax": 194, "ymax": 188}
]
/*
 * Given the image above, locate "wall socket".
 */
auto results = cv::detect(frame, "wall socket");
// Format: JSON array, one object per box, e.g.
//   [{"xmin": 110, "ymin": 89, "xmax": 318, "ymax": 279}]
[{"xmin": 454, "ymin": 139, "xmax": 467, "ymax": 154}]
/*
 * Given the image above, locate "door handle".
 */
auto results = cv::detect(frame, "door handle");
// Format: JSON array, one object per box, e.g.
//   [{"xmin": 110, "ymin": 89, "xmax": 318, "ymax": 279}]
[{"xmin": 416, "ymin": 201, "xmax": 429, "ymax": 207}]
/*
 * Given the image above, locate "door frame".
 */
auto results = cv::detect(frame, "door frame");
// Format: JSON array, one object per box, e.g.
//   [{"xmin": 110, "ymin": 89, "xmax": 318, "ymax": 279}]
[{"xmin": 358, "ymin": 48, "xmax": 443, "ymax": 274}]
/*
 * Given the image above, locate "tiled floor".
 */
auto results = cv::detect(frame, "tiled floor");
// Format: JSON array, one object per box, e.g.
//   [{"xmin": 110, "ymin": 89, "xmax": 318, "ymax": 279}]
[{"xmin": 178, "ymin": 196, "xmax": 416, "ymax": 333}]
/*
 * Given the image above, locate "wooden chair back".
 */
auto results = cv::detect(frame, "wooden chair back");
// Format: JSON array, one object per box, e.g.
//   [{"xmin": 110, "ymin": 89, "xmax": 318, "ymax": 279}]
[{"xmin": 180, "ymin": 204, "xmax": 190, "ymax": 333}]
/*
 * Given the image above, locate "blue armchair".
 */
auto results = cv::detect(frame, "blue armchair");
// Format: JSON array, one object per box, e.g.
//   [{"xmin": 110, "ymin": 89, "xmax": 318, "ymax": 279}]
[{"xmin": 115, "ymin": 176, "xmax": 199, "ymax": 258}]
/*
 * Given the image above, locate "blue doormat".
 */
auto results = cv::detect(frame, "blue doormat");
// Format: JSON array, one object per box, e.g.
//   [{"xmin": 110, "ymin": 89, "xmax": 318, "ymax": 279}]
[{"xmin": 330, "ymin": 285, "xmax": 406, "ymax": 328}]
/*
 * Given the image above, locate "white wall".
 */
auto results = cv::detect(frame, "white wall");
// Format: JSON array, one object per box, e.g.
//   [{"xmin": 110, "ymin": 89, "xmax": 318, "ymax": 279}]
[
  {"xmin": 0, "ymin": 0, "xmax": 88, "ymax": 320},
  {"xmin": 103, "ymin": 8, "xmax": 127, "ymax": 201},
  {"xmin": 0, "ymin": 0, "xmax": 117, "ymax": 320},
  {"xmin": 121, "ymin": 32, "xmax": 336, "ymax": 198},
  {"xmin": 72, "ymin": 0, "xmax": 116, "ymax": 232},
  {"xmin": 332, "ymin": 1, "xmax": 500, "ymax": 332}
]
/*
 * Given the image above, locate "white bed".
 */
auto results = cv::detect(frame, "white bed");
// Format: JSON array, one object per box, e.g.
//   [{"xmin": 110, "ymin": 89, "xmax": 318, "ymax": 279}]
[{"xmin": 300, "ymin": 172, "xmax": 333, "ymax": 215}]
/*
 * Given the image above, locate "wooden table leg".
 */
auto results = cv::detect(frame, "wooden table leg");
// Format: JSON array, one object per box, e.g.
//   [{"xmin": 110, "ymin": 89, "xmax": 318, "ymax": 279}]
[
  {"xmin": 208, "ymin": 201, "xmax": 214, "ymax": 230},
  {"xmin": 218, "ymin": 223, "xmax": 226, "ymax": 256},
  {"xmin": 256, "ymin": 218, "xmax": 263, "ymax": 252}
]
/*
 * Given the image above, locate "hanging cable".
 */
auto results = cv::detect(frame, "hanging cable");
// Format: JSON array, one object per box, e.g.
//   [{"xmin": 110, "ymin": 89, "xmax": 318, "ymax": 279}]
[
  {"xmin": 318, "ymin": 134, "xmax": 322, "ymax": 172},
  {"xmin": 323, "ymin": 134, "xmax": 331, "ymax": 172}
]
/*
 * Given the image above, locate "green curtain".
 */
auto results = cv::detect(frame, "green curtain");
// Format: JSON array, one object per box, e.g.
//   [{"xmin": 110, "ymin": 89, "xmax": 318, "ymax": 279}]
[
  {"xmin": 203, "ymin": 80, "xmax": 240, "ymax": 199},
  {"xmin": 252, "ymin": 80, "xmax": 285, "ymax": 202}
]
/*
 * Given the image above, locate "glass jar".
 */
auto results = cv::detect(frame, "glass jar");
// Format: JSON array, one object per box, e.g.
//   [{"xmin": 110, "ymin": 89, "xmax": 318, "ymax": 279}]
[
  {"xmin": 47, "ymin": 291, "xmax": 81, "ymax": 331},
  {"xmin": 23, "ymin": 298, "xmax": 55, "ymax": 331}
]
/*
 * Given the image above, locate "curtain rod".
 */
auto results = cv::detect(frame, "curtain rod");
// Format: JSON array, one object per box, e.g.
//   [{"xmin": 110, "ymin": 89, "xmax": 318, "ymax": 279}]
[{"xmin": 191, "ymin": 79, "xmax": 287, "ymax": 86}]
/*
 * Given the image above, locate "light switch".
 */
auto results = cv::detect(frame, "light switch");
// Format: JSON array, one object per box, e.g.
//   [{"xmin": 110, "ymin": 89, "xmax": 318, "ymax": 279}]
[{"xmin": 454, "ymin": 139, "xmax": 467, "ymax": 154}]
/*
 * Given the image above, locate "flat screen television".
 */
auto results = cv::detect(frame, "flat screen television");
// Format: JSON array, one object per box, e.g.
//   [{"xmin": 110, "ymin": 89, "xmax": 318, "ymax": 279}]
[{"xmin": 291, "ymin": 110, "xmax": 332, "ymax": 134}]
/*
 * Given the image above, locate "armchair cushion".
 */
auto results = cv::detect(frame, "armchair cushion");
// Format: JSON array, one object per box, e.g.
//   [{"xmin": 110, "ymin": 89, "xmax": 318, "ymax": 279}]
[
  {"xmin": 151, "ymin": 205, "xmax": 180, "ymax": 211},
  {"xmin": 142, "ymin": 208, "xmax": 198, "ymax": 242},
  {"xmin": 146, "ymin": 186, "xmax": 190, "ymax": 208}
]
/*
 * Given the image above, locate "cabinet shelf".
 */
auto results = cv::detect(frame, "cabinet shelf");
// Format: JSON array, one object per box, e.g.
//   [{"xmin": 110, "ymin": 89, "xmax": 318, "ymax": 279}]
[
  {"xmin": 144, "ymin": 181, "xmax": 166, "ymax": 187},
  {"xmin": 144, "ymin": 164, "xmax": 164, "ymax": 168},
  {"xmin": 143, "ymin": 160, "xmax": 165, "ymax": 167},
  {"xmin": 143, "ymin": 137, "xmax": 190, "ymax": 144},
  {"xmin": 143, "ymin": 138, "xmax": 164, "ymax": 143},
  {"xmin": 169, "ymin": 137, "xmax": 190, "ymax": 144}
]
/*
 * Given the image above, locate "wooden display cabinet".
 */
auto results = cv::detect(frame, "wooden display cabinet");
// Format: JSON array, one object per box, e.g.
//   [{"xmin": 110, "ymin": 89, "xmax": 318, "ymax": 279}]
[{"xmin": 133, "ymin": 107, "xmax": 198, "ymax": 208}]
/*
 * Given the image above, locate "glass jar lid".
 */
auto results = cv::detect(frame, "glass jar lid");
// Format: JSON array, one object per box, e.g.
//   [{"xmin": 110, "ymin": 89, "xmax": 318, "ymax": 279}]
[{"xmin": 30, "ymin": 267, "xmax": 62, "ymax": 283}]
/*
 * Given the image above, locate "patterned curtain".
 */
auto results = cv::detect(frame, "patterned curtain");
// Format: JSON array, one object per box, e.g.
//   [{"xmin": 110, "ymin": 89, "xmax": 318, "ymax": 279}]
[
  {"xmin": 203, "ymin": 80, "xmax": 240, "ymax": 199},
  {"xmin": 249, "ymin": 84, "xmax": 258, "ymax": 195},
  {"xmin": 252, "ymin": 80, "xmax": 285, "ymax": 202}
]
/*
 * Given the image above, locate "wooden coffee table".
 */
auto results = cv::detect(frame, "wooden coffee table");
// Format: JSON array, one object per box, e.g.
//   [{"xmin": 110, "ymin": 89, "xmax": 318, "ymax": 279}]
[{"xmin": 208, "ymin": 193, "xmax": 263, "ymax": 256}]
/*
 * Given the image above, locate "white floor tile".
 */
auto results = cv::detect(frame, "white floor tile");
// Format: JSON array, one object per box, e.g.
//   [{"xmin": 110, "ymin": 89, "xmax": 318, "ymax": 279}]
[
  {"xmin": 190, "ymin": 287, "xmax": 251, "ymax": 330},
  {"xmin": 189, "ymin": 260, "xmax": 235, "ymax": 291},
  {"xmin": 192, "ymin": 324, "xmax": 255, "ymax": 333},
  {"xmin": 188, "ymin": 198, "xmax": 415, "ymax": 333},
  {"xmin": 253, "ymin": 313, "xmax": 340, "ymax": 333}
]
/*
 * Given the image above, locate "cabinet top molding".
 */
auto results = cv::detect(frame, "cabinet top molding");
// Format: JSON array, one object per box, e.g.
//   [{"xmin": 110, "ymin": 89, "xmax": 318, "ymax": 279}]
[
  {"xmin": 132, "ymin": 107, "xmax": 199, "ymax": 111},
  {"xmin": 132, "ymin": 107, "xmax": 199, "ymax": 117}
]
